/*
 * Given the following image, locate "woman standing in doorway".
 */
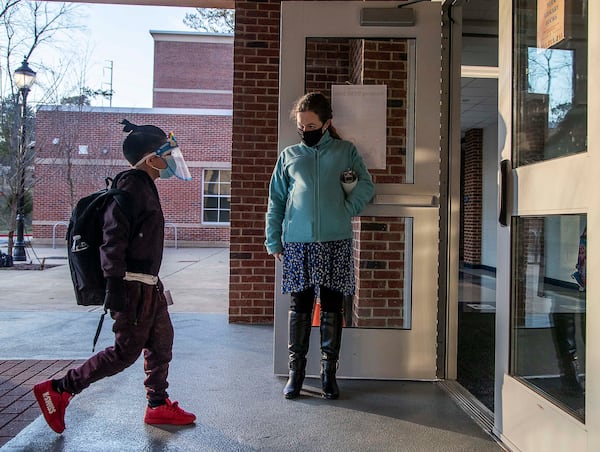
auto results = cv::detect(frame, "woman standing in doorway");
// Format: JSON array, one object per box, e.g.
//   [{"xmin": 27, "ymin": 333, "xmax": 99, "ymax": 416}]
[{"xmin": 265, "ymin": 92, "xmax": 374, "ymax": 399}]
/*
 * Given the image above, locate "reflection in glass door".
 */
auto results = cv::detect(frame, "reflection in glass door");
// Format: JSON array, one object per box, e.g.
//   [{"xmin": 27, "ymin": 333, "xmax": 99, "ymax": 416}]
[
  {"xmin": 457, "ymin": 76, "xmax": 498, "ymax": 411},
  {"xmin": 511, "ymin": 215, "xmax": 586, "ymax": 421},
  {"xmin": 509, "ymin": 0, "xmax": 588, "ymax": 423},
  {"xmin": 453, "ymin": 0, "xmax": 500, "ymax": 412},
  {"xmin": 497, "ymin": 0, "xmax": 590, "ymax": 448}
]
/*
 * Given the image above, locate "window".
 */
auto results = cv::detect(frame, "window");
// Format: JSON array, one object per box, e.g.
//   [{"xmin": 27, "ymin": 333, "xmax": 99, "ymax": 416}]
[
  {"xmin": 511, "ymin": 214, "xmax": 586, "ymax": 421},
  {"xmin": 513, "ymin": 0, "xmax": 588, "ymax": 166},
  {"xmin": 202, "ymin": 169, "xmax": 230, "ymax": 224}
]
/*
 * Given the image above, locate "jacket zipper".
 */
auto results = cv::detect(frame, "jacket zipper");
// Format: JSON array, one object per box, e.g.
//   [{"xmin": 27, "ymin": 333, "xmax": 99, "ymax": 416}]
[{"xmin": 314, "ymin": 146, "xmax": 320, "ymax": 241}]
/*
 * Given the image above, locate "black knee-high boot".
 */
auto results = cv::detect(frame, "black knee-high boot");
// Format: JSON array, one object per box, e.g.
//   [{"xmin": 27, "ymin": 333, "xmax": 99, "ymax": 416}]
[
  {"xmin": 552, "ymin": 312, "xmax": 584, "ymax": 393},
  {"xmin": 284, "ymin": 311, "xmax": 312, "ymax": 399},
  {"xmin": 320, "ymin": 311, "xmax": 343, "ymax": 399}
]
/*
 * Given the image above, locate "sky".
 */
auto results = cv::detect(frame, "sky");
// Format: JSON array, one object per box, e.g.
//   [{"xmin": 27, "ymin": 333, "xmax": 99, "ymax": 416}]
[{"xmin": 33, "ymin": 3, "xmax": 199, "ymax": 108}]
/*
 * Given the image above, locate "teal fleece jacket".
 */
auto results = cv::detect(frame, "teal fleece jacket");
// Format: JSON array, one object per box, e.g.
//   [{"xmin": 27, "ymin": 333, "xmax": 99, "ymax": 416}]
[{"xmin": 265, "ymin": 130, "xmax": 375, "ymax": 254}]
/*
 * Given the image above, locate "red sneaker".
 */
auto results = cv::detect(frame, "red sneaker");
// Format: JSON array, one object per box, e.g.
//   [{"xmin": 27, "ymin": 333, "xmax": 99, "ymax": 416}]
[
  {"xmin": 144, "ymin": 399, "xmax": 196, "ymax": 425},
  {"xmin": 33, "ymin": 380, "xmax": 72, "ymax": 433}
]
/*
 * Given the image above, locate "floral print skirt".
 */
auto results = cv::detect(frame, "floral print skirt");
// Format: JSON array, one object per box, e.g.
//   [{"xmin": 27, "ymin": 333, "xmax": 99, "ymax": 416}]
[{"xmin": 282, "ymin": 239, "xmax": 355, "ymax": 296}]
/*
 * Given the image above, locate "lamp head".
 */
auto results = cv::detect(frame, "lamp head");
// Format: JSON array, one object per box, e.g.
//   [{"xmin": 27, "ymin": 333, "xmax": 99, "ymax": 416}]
[{"xmin": 14, "ymin": 59, "xmax": 36, "ymax": 91}]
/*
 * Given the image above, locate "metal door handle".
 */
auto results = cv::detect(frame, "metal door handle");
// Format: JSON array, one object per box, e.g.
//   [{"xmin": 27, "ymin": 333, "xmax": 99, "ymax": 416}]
[
  {"xmin": 371, "ymin": 194, "xmax": 439, "ymax": 207},
  {"xmin": 499, "ymin": 159, "xmax": 511, "ymax": 226}
]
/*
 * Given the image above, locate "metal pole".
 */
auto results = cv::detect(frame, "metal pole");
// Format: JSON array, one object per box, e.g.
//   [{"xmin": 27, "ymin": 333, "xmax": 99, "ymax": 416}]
[{"xmin": 12, "ymin": 87, "xmax": 28, "ymax": 261}]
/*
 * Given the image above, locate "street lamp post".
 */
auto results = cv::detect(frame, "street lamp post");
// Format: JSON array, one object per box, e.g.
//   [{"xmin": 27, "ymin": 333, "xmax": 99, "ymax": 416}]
[{"xmin": 12, "ymin": 59, "xmax": 36, "ymax": 262}]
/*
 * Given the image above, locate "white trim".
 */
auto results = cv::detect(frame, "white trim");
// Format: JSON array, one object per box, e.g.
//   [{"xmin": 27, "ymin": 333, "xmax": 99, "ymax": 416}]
[
  {"xmin": 201, "ymin": 168, "xmax": 232, "ymax": 226},
  {"xmin": 37, "ymin": 105, "xmax": 232, "ymax": 116},
  {"xmin": 461, "ymin": 65, "xmax": 499, "ymax": 79},
  {"xmin": 150, "ymin": 31, "xmax": 233, "ymax": 44},
  {"xmin": 35, "ymin": 158, "xmax": 128, "ymax": 166},
  {"xmin": 502, "ymin": 376, "xmax": 586, "ymax": 451},
  {"xmin": 33, "ymin": 220, "xmax": 226, "ymax": 228},
  {"xmin": 35, "ymin": 159, "xmax": 229, "ymax": 167},
  {"xmin": 154, "ymin": 88, "xmax": 232, "ymax": 95},
  {"xmin": 156, "ymin": 222, "xmax": 229, "ymax": 228},
  {"xmin": 495, "ymin": 0, "xmax": 512, "ymax": 437},
  {"xmin": 188, "ymin": 162, "xmax": 231, "ymax": 168}
]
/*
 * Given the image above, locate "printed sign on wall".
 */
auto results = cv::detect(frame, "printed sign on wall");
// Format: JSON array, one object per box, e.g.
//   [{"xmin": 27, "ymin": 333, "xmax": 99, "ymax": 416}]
[
  {"xmin": 537, "ymin": 0, "xmax": 565, "ymax": 49},
  {"xmin": 331, "ymin": 84, "xmax": 387, "ymax": 170}
]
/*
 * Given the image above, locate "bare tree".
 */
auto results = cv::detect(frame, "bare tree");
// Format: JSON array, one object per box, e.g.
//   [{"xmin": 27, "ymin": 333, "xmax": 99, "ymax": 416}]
[
  {"xmin": 0, "ymin": 1, "xmax": 80, "ymax": 255},
  {"xmin": 527, "ymin": 49, "xmax": 574, "ymax": 126},
  {"xmin": 183, "ymin": 8, "xmax": 234, "ymax": 33}
]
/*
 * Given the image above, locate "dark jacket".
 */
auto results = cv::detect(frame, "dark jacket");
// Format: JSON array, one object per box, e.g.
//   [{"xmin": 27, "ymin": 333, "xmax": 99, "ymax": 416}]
[{"xmin": 100, "ymin": 169, "xmax": 164, "ymax": 278}]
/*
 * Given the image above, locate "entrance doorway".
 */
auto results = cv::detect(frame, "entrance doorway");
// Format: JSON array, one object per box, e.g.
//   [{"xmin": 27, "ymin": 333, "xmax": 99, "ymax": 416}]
[
  {"xmin": 455, "ymin": 0, "xmax": 499, "ymax": 412},
  {"xmin": 457, "ymin": 76, "xmax": 498, "ymax": 411},
  {"xmin": 274, "ymin": 1, "xmax": 443, "ymax": 380}
]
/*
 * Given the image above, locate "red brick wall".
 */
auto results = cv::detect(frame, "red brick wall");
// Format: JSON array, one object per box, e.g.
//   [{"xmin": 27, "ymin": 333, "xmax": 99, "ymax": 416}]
[
  {"xmin": 462, "ymin": 128, "xmax": 482, "ymax": 265},
  {"xmin": 154, "ymin": 92, "xmax": 231, "ymax": 109},
  {"xmin": 152, "ymin": 34, "xmax": 233, "ymax": 109},
  {"xmin": 230, "ymin": 0, "xmax": 411, "ymax": 324},
  {"xmin": 353, "ymin": 217, "xmax": 407, "ymax": 328},
  {"xmin": 229, "ymin": 0, "xmax": 280, "ymax": 323},
  {"xmin": 362, "ymin": 39, "xmax": 409, "ymax": 183},
  {"xmin": 305, "ymin": 38, "xmax": 350, "ymax": 95},
  {"xmin": 33, "ymin": 108, "xmax": 231, "ymax": 245}
]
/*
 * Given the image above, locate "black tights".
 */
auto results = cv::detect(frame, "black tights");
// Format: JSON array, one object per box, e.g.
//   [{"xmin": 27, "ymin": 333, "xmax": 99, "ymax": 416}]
[{"xmin": 290, "ymin": 286, "xmax": 343, "ymax": 314}]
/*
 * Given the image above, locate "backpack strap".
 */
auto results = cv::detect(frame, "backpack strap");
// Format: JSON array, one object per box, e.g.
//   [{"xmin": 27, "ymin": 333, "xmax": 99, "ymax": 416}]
[
  {"xmin": 92, "ymin": 308, "xmax": 107, "ymax": 352},
  {"xmin": 109, "ymin": 170, "xmax": 145, "ymax": 239}
]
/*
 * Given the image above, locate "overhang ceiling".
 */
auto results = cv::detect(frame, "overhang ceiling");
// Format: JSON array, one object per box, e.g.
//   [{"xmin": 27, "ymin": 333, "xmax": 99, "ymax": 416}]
[
  {"xmin": 46, "ymin": 0, "xmax": 497, "ymax": 133},
  {"xmin": 460, "ymin": 0, "xmax": 499, "ymax": 133},
  {"xmin": 44, "ymin": 0, "xmax": 234, "ymax": 8}
]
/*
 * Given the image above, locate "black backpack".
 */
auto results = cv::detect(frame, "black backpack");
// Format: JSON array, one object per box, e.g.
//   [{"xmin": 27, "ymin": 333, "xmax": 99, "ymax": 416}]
[
  {"xmin": 66, "ymin": 172, "xmax": 137, "ymax": 351},
  {"xmin": 0, "ymin": 251, "xmax": 12, "ymax": 267},
  {"xmin": 67, "ymin": 172, "xmax": 135, "ymax": 307}
]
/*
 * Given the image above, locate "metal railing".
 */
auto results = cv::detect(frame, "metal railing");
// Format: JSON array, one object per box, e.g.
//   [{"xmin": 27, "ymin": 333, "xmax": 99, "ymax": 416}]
[
  {"xmin": 52, "ymin": 221, "xmax": 178, "ymax": 249},
  {"xmin": 164, "ymin": 222, "xmax": 178, "ymax": 249},
  {"xmin": 52, "ymin": 221, "xmax": 69, "ymax": 248}
]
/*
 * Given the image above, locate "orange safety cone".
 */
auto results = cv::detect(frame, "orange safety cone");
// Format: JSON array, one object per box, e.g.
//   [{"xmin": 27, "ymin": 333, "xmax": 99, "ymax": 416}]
[
  {"xmin": 313, "ymin": 301, "xmax": 347, "ymax": 327},
  {"xmin": 312, "ymin": 301, "xmax": 321, "ymax": 326}
]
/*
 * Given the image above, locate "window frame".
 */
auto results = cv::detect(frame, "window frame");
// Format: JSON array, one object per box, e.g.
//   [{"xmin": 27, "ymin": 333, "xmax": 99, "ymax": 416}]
[{"xmin": 201, "ymin": 168, "xmax": 231, "ymax": 225}]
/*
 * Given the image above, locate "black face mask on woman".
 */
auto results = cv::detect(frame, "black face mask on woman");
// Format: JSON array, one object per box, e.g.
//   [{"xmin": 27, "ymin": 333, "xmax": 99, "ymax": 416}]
[{"xmin": 298, "ymin": 127, "xmax": 324, "ymax": 147}]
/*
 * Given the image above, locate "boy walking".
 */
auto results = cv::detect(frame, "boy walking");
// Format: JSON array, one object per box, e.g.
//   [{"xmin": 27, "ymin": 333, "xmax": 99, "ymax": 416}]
[{"xmin": 33, "ymin": 119, "xmax": 195, "ymax": 433}]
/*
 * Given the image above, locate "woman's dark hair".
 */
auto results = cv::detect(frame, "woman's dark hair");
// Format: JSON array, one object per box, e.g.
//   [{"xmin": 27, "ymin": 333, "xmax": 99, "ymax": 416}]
[
  {"xmin": 290, "ymin": 92, "xmax": 341, "ymax": 139},
  {"xmin": 120, "ymin": 119, "xmax": 167, "ymax": 165}
]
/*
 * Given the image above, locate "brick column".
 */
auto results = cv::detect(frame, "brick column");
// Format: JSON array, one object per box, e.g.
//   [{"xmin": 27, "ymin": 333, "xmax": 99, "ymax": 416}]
[
  {"xmin": 462, "ymin": 128, "xmax": 483, "ymax": 266},
  {"xmin": 229, "ymin": 0, "xmax": 281, "ymax": 323}
]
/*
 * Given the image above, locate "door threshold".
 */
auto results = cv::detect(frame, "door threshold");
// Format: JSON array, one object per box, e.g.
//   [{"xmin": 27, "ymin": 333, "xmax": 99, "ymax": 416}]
[{"xmin": 438, "ymin": 380, "xmax": 498, "ymax": 441}]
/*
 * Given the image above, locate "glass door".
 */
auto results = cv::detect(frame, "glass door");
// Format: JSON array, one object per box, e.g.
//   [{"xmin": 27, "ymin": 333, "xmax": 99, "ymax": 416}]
[
  {"xmin": 274, "ymin": 1, "xmax": 443, "ymax": 380},
  {"xmin": 456, "ymin": 0, "xmax": 499, "ymax": 412},
  {"xmin": 496, "ymin": 1, "xmax": 595, "ymax": 449}
]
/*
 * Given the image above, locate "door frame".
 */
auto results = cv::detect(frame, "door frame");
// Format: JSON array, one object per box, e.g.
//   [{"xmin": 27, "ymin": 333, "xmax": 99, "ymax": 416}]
[
  {"xmin": 274, "ymin": 0, "xmax": 443, "ymax": 380},
  {"xmin": 495, "ymin": 1, "xmax": 598, "ymax": 449}
]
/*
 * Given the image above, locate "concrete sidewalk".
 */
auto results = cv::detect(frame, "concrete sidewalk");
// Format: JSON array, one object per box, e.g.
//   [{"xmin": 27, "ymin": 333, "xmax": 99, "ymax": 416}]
[
  {"xmin": 0, "ymin": 245, "xmax": 229, "ymax": 313},
  {"xmin": 0, "ymin": 245, "xmax": 502, "ymax": 451}
]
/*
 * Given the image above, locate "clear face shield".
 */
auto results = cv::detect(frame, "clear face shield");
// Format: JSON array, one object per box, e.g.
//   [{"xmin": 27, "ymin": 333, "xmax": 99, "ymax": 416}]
[{"xmin": 153, "ymin": 132, "xmax": 192, "ymax": 181}]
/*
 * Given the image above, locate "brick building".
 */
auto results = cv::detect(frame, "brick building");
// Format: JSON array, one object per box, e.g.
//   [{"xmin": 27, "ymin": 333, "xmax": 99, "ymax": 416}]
[{"xmin": 32, "ymin": 31, "xmax": 233, "ymax": 246}]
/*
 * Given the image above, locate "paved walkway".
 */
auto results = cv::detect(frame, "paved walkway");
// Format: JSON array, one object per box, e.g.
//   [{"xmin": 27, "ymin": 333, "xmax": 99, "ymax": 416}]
[
  {"xmin": 0, "ymin": 245, "xmax": 229, "ymax": 447},
  {"xmin": 0, "ymin": 359, "xmax": 84, "ymax": 446},
  {"xmin": 0, "ymin": 245, "xmax": 503, "ymax": 451}
]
